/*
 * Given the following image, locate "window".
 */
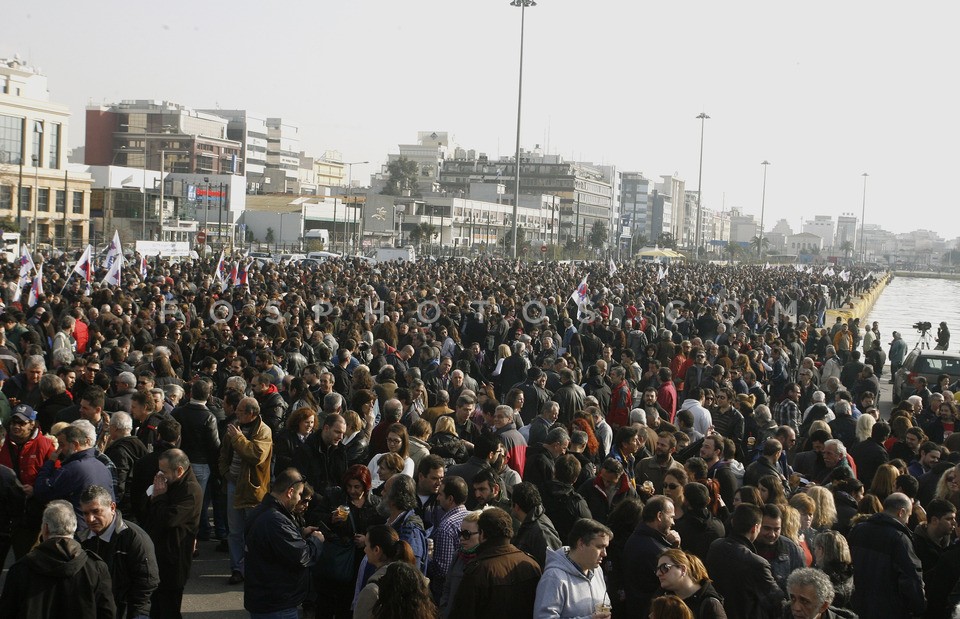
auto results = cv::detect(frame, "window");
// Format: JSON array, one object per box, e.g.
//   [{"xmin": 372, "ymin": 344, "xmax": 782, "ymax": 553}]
[
  {"xmin": 32, "ymin": 122, "xmax": 42, "ymax": 167},
  {"xmin": 72, "ymin": 191, "xmax": 83, "ymax": 214},
  {"xmin": 19, "ymin": 186, "xmax": 30, "ymax": 210},
  {"xmin": 55, "ymin": 190, "xmax": 65, "ymax": 213},
  {"xmin": 47, "ymin": 123, "xmax": 60, "ymax": 169},
  {"xmin": 38, "ymin": 188, "xmax": 49, "ymax": 212},
  {"xmin": 0, "ymin": 114, "xmax": 23, "ymax": 165},
  {"xmin": 0, "ymin": 185, "xmax": 11, "ymax": 210},
  {"xmin": 72, "ymin": 224, "xmax": 83, "ymax": 240}
]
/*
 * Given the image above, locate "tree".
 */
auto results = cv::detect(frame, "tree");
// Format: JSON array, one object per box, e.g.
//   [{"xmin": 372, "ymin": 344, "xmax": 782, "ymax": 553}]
[
  {"xmin": 658, "ymin": 232, "xmax": 677, "ymax": 249},
  {"xmin": 750, "ymin": 235, "xmax": 770, "ymax": 258},
  {"xmin": 725, "ymin": 242, "xmax": 741, "ymax": 263},
  {"xmin": 408, "ymin": 222, "xmax": 436, "ymax": 250},
  {"xmin": 633, "ymin": 233, "xmax": 649, "ymax": 249},
  {"xmin": 839, "ymin": 240, "xmax": 854, "ymax": 264},
  {"xmin": 501, "ymin": 226, "xmax": 531, "ymax": 255},
  {"xmin": 265, "ymin": 227, "xmax": 275, "ymax": 244},
  {"xmin": 589, "ymin": 221, "xmax": 608, "ymax": 250},
  {"xmin": 0, "ymin": 217, "xmax": 17, "ymax": 233},
  {"xmin": 380, "ymin": 157, "xmax": 420, "ymax": 197}
]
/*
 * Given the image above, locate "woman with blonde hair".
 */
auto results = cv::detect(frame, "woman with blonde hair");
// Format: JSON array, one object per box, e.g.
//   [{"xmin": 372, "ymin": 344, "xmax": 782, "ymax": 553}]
[
  {"xmin": 654, "ymin": 548, "xmax": 726, "ymax": 618},
  {"xmin": 855, "ymin": 413, "xmax": 876, "ymax": 443},
  {"xmin": 811, "ymin": 530, "xmax": 854, "ymax": 609},
  {"xmin": 869, "ymin": 463, "xmax": 900, "ymax": 502},
  {"xmin": 429, "ymin": 415, "xmax": 468, "ymax": 464},
  {"xmin": 934, "ymin": 464, "xmax": 960, "ymax": 509},
  {"xmin": 804, "ymin": 486, "xmax": 838, "ymax": 532},
  {"xmin": 788, "ymin": 493, "xmax": 816, "ymax": 566}
]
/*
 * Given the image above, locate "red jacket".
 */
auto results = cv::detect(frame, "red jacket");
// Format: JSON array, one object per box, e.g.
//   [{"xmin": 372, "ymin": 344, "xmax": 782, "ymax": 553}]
[
  {"xmin": 657, "ymin": 381, "xmax": 678, "ymax": 423},
  {"xmin": 73, "ymin": 320, "xmax": 89, "ymax": 354},
  {"xmin": 608, "ymin": 380, "xmax": 633, "ymax": 428},
  {"xmin": 0, "ymin": 430, "xmax": 56, "ymax": 485}
]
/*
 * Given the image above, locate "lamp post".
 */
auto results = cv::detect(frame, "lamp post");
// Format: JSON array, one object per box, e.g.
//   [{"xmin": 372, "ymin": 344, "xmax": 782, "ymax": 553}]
[
  {"xmin": 758, "ymin": 160, "xmax": 770, "ymax": 259},
  {"xmin": 32, "ymin": 155, "xmax": 39, "ymax": 247},
  {"xmin": 859, "ymin": 172, "xmax": 868, "ymax": 264},
  {"xmin": 510, "ymin": 0, "xmax": 536, "ymax": 260},
  {"xmin": 344, "ymin": 160, "xmax": 368, "ymax": 255},
  {"xmin": 694, "ymin": 112, "xmax": 709, "ymax": 260}
]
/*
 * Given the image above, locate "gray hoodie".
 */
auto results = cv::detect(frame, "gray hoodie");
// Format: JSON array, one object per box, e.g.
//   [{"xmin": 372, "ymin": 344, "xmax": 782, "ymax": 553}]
[{"xmin": 534, "ymin": 546, "xmax": 609, "ymax": 619}]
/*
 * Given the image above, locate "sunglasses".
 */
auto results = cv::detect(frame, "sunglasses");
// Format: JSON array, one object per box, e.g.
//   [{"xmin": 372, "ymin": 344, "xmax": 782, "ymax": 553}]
[
  {"xmin": 458, "ymin": 530, "xmax": 479, "ymax": 540},
  {"xmin": 655, "ymin": 563, "xmax": 677, "ymax": 576},
  {"xmin": 663, "ymin": 483, "xmax": 682, "ymax": 490}
]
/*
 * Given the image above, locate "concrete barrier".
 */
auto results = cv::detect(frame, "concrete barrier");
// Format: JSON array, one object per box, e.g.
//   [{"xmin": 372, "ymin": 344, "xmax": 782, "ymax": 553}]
[{"xmin": 825, "ymin": 274, "xmax": 891, "ymax": 324}]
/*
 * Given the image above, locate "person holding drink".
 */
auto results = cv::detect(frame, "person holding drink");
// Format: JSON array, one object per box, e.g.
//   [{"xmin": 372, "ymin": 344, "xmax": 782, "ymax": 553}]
[{"xmin": 534, "ymin": 518, "xmax": 613, "ymax": 619}]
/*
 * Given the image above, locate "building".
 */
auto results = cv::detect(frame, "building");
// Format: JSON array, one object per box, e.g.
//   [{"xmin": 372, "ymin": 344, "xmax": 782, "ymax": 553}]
[
  {"xmin": 620, "ymin": 172, "xmax": 651, "ymax": 252},
  {"xmin": 200, "ymin": 109, "xmax": 268, "ymax": 193},
  {"xmin": 729, "ymin": 207, "xmax": 759, "ymax": 245},
  {"xmin": 803, "ymin": 215, "xmax": 835, "ymax": 249},
  {"xmin": 438, "ymin": 146, "xmax": 614, "ymax": 247},
  {"xmin": 85, "ymin": 100, "xmax": 243, "ymax": 176},
  {"xmin": 785, "ymin": 232, "xmax": 823, "ymax": 256},
  {"xmin": 835, "ymin": 213, "xmax": 858, "ymax": 250},
  {"xmin": 0, "ymin": 55, "xmax": 92, "ymax": 248},
  {"xmin": 264, "ymin": 117, "xmax": 299, "ymax": 193}
]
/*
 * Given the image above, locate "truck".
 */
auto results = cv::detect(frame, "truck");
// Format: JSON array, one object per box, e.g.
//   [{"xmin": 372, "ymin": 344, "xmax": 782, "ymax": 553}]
[
  {"xmin": 1, "ymin": 232, "xmax": 20, "ymax": 264},
  {"xmin": 375, "ymin": 246, "xmax": 416, "ymax": 263}
]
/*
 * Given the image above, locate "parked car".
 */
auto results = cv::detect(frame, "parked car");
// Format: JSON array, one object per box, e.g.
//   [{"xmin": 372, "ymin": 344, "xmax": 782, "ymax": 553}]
[{"xmin": 893, "ymin": 349, "xmax": 960, "ymax": 403}]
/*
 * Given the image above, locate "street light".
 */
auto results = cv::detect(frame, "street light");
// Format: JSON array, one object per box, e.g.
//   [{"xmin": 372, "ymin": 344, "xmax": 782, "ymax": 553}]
[
  {"xmin": 343, "ymin": 160, "xmax": 368, "ymax": 255},
  {"xmin": 859, "ymin": 172, "xmax": 868, "ymax": 264},
  {"xmin": 758, "ymin": 160, "xmax": 770, "ymax": 259},
  {"xmin": 694, "ymin": 112, "xmax": 709, "ymax": 260},
  {"xmin": 32, "ymin": 155, "xmax": 39, "ymax": 247},
  {"xmin": 510, "ymin": 0, "xmax": 536, "ymax": 260}
]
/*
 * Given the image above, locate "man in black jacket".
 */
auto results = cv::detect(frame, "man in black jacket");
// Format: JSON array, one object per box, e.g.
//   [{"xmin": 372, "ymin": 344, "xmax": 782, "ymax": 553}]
[
  {"xmin": 620, "ymin": 495, "xmax": 680, "ymax": 619},
  {"xmin": 293, "ymin": 413, "xmax": 348, "ymax": 515},
  {"xmin": 523, "ymin": 427, "xmax": 569, "ymax": 487},
  {"xmin": 511, "ymin": 482, "xmax": 561, "ymax": 569},
  {"xmin": 79, "ymin": 484, "xmax": 159, "ymax": 619},
  {"xmin": 705, "ymin": 503, "xmax": 784, "ymax": 619},
  {"xmin": 244, "ymin": 468, "xmax": 326, "ymax": 617},
  {"xmin": 848, "ymin": 492, "xmax": 925, "ymax": 618},
  {"xmin": 147, "ymin": 448, "xmax": 202, "ymax": 619},
  {"xmin": 252, "ymin": 373, "xmax": 289, "ymax": 433},
  {"xmin": 540, "ymin": 454, "xmax": 591, "ymax": 542},
  {"xmin": 171, "ymin": 379, "xmax": 222, "ymax": 543},
  {"xmin": 0, "ymin": 500, "xmax": 115, "ymax": 618},
  {"xmin": 848, "ymin": 421, "xmax": 890, "ymax": 487}
]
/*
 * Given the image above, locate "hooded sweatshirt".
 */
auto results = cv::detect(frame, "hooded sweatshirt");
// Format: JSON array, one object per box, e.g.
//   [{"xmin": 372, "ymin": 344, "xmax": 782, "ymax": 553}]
[
  {"xmin": 534, "ymin": 546, "xmax": 609, "ymax": 619},
  {"xmin": 0, "ymin": 537, "xmax": 115, "ymax": 618}
]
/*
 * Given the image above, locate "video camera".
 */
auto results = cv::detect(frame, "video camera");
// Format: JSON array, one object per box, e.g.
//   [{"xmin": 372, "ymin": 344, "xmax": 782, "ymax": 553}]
[{"xmin": 914, "ymin": 321, "xmax": 932, "ymax": 333}]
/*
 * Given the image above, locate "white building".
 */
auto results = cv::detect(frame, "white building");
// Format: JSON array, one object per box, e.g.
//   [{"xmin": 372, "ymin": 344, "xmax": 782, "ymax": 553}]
[
  {"xmin": 0, "ymin": 55, "xmax": 92, "ymax": 247},
  {"xmin": 803, "ymin": 215, "xmax": 835, "ymax": 249}
]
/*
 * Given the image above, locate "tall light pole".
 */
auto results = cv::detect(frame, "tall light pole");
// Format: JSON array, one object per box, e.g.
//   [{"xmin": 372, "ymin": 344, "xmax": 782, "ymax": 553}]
[
  {"xmin": 32, "ymin": 155, "xmax": 39, "ymax": 247},
  {"xmin": 510, "ymin": 0, "xmax": 536, "ymax": 260},
  {"xmin": 758, "ymin": 160, "xmax": 770, "ymax": 259},
  {"xmin": 344, "ymin": 160, "xmax": 368, "ymax": 254},
  {"xmin": 859, "ymin": 172, "xmax": 868, "ymax": 264},
  {"xmin": 694, "ymin": 112, "xmax": 709, "ymax": 260}
]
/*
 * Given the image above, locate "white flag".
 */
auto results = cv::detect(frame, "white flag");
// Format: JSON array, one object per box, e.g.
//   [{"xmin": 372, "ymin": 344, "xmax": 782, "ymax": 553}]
[
  {"xmin": 609, "ymin": 259, "xmax": 618, "ymax": 277},
  {"xmin": 657, "ymin": 265, "xmax": 667, "ymax": 283},
  {"xmin": 569, "ymin": 275, "xmax": 589, "ymax": 307},
  {"xmin": 17, "ymin": 244, "xmax": 35, "ymax": 287},
  {"xmin": 27, "ymin": 270, "xmax": 43, "ymax": 307},
  {"xmin": 73, "ymin": 245, "xmax": 94, "ymax": 284},
  {"xmin": 102, "ymin": 251, "xmax": 123, "ymax": 287},
  {"xmin": 104, "ymin": 230, "xmax": 122, "ymax": 270}
]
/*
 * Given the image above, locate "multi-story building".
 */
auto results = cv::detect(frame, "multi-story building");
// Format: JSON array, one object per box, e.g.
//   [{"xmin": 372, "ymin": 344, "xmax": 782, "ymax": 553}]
[
  {"xmin": 200, "ymin": 109, "xmax": 268, "ymax": 193},
  {"xmin": 86, "ymin": 100, "xmax": 243, "ymax": 177},
  {"xmin": 803, "ymin": 215, "xmax": 835, "ymax": 249},
  {"xmin": 729, "ymin": 207, "xmax": 759, "ymax": 245},
  {"xmin": 835, "ymin": 213, "xmax": 858, "ymax": 250},
  {"xmin": 438, "ymin": 147, "xmax": 614, "ymax": 247},
  {"xmin": 620, "ymin": 172, "xmax": 651, "ymax": 250},
  {"xmin": 0, "ymin": 56, "xmax": 92, "ymax": 247},
  {"xmin": 264, "ymin": 117, "xmax": 299, "ymax": 193}
]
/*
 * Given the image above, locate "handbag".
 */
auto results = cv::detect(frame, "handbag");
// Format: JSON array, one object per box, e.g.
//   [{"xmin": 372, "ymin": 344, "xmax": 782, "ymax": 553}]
[{"xmin": 315, "ymin": 511, "xmax": 358, "ymax": 583}]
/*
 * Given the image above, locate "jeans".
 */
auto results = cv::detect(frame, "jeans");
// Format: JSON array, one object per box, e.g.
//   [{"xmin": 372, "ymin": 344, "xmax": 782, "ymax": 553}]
[
  {"xmin": 249, "ymin": 608, "xmax": 299, "ymax": 619},
  {"xmin": 226, "ymin": 480, "xmax": 248, "ymax": 573},
  {"xmin": 195, "ymin": 465, "xmax": 227, "ymax": 539}
]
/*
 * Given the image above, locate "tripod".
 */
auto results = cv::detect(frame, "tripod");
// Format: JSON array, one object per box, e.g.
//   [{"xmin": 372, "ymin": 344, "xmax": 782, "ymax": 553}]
[{"xmin": 916, "ymin": 330, "xmax": 933, "ymax": 350}]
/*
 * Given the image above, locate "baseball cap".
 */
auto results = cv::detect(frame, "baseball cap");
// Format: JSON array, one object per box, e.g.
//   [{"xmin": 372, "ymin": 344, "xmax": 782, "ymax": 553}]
[{"xmin": 12, "ymin": 404, "xmax": 37, "ymax": 423}]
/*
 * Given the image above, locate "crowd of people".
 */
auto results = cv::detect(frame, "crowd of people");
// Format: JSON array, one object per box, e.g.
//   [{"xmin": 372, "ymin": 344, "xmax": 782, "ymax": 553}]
[{"xmin": 0, "ymin": 251, "xmax": 956, "ymax": 619}]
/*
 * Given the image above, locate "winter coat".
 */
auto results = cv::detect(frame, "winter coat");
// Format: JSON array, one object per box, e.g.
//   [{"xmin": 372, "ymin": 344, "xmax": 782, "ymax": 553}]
[
  {"xmin": 34, "ymin": 448, "xmax": 115, "ymax": 520},
  {"xmin": 354, "ymin": 562, "xmax": 390, "ymax": 619},
  {"xmin": 553, "ymin": 382, "xmax": 586, "ymax": 426},
  {"xmin": 497, "ymin": 422, "xmax": 528, "ymax": 477},
  {"xmin": 621, "ymin": 522, "xmax": 673, "ymax": 619},
  {"xmin": 513, "ymin": 504, "xmax": 563, "ymax": 568},
  {"xmin": 171, "ymin": 401, "xmax": 221, "ymax": 465},
  {"xmin": 674, "ymin": 509, "xmax": 725, "ymax": 561},
  {"xmin": 677, "ymin": 581, "xmax": 727, "ymax": 619},
  {"xmin": 756, "ymin": 536, "xmax": 806, "ymax": 593},
  {"xmin": 524, "ymin": 443, "xmax": 556, "ymax": 486},
  {"xmin": 273, "ymin": 428, "xmax": 308, "ymax": 474},
  {"xmin": 218, "ymin": 415, "xmax": 273, "ymax": 510},
  {"xmin": 578, "ymin": 472, "xmax": 638, "ymax": 525},
  {"xmin": 0, "ymin": 429, "xmax": 56, "ymax": 486},
  {"xmin": 243, "ymin": 493, "xmax": 325, "ymax": 614},
  {"xmin": 450, "ymin": 540, "xmax": 542, "ymax": 619},
  {"xmin": 534, "ymin": 547, "xmax": 609, "ymax": 619},
  {"xmin": 447, "ymin": 456, "xmax": 492, "ymax": 488},
  {"xmin": 429, "ymin": 431, "xmax": 469, "ymax": 465},
  {"xmin": 847, "ymin": 438, "xmax": 888, "ymax": 487},
  {"xmin": 256, "ymin": 388, "xmax": 289, "ymax": 434},
  {"xmin": 705, "ymin": 534, "xmax": 784, "ymax": 619},
  {"xmin": 147, "ymin": 465, "xmax": 202, "ymax": 589},
  {"xmin": 79, "ymin": 510, "xmax": 159, "ymax": 619},
  {"xmin": 541, "ymin": 480, "xmax": 592, "ymax": 542},
  {"xmin": 103, "ymin": 436, "xmax": 148, "ymax": 518},
  {"xmin": 34, "ymin": 391, "xmax": 74, "ymax": 434},
  {"xmin": 0, "ymin": 537, "xmax": 115, "ymax": 618}
]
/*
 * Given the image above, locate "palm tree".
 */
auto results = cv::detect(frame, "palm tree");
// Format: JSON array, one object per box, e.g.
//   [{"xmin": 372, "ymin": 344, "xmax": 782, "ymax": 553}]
[
  {"xmin": 750, "ymin": 235, "xmax": 770, "ymax": 259},
  {"xmin": 839, "ymin": 240, "xmax": 854, "ymax": 266},
  {"xmin": 725, "ymin": 242, "xmax": 741, "ymax": 263}
]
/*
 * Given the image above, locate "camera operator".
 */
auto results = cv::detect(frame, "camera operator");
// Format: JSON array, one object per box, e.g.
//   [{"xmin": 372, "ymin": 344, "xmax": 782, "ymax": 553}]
[{"xmin": 936, "ymin": 322, "xmax": 950, "ymax": 351}]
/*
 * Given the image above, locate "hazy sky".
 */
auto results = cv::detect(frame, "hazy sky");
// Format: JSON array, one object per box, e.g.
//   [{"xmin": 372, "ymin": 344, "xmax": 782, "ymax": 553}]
[{"xmin": 5, "ymin": 1, "xmax": 958, "ymax": 240}]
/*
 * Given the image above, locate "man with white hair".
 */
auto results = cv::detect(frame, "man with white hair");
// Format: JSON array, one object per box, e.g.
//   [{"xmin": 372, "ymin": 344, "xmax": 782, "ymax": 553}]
[
  {"xmin": 105, "ymin": 410, "xmax": 148, "ymax": 515},
  {"xmin": 815, "ymin": 439, "xmax": 853, "ymax": 486},
  {"xmin": 0, "ymin": 500, "xmax": 115, "ymax": 617},
  {"xmin": 785, "ymin": 568, "xmax": 848, "ymax": 619}
]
